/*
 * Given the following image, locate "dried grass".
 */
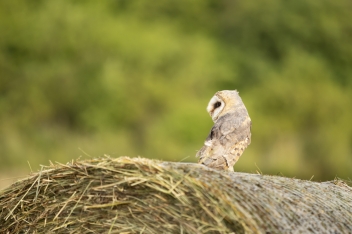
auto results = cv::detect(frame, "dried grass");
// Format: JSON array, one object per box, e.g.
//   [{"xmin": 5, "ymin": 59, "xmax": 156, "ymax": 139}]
[{"xmin": 1, "ymin": 156, "xmax": 351, "ymax": 233}]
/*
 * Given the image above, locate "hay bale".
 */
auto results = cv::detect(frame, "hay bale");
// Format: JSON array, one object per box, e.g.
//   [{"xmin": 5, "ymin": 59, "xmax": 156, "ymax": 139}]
[{"xmin": 0, "ymin": 157, "xmax": 351, "ymax": 233}]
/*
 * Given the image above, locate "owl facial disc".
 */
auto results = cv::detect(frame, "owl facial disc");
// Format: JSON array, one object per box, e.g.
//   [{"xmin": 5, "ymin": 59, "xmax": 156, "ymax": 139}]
[{"xmin": 207, "ymin": 95, "xmax": 225, "ymax": 122}]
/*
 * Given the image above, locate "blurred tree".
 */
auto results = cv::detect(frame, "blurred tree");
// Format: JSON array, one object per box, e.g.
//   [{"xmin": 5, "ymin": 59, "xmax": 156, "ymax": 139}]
[{"xmin": 0, "ymin": 0, "xmax": 351, "ymax": 182}]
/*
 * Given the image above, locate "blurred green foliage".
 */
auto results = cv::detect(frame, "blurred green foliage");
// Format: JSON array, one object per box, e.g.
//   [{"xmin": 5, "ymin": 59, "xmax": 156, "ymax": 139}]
[{"xmin": 0, "ymin": 0, "xmax": 351, "ymax": 181}]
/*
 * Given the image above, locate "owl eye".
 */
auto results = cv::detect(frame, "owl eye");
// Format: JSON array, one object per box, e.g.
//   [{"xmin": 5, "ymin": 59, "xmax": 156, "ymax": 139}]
[{"xmin": 214, "ymin": 102, "xmax": 221, "ymax": 108}]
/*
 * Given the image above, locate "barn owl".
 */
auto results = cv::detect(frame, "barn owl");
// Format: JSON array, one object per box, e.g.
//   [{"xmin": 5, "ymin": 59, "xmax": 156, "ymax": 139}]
[{"xmin": 196, "ymin": 90, "xmax": 251, "ymax": 171}]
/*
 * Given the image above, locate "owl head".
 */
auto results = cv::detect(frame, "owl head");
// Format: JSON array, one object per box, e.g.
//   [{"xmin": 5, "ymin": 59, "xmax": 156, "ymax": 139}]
[{"xmin": 206, "ymin": 90, "xmax": 244, "ymax": 122}]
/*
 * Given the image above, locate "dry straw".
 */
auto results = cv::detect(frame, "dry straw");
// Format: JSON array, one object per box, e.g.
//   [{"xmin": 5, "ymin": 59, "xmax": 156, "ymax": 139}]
[{"xmin": 1, "ymin": 156, "xmax": 351, "ymax": 233}]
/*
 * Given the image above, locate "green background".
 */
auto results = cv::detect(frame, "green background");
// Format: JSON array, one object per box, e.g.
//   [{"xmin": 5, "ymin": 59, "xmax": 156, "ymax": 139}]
[{"xmin": 1, "ymin": 0, "xmax": 351, "ymax": 187}]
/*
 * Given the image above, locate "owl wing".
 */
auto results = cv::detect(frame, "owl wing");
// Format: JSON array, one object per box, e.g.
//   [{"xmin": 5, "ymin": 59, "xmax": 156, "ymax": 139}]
[
  {"xmin": 222, "ymin": 117, "xmax": 251, "ymax": 170},
  {"xmin": 197, "ymin": 113, "xmax": 251, "ymax": 170}
]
